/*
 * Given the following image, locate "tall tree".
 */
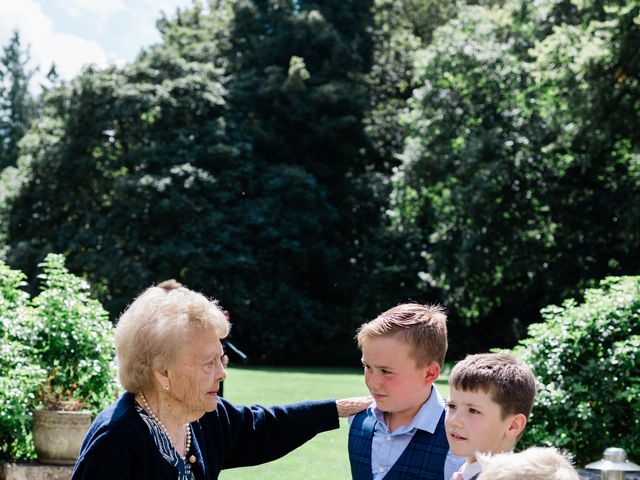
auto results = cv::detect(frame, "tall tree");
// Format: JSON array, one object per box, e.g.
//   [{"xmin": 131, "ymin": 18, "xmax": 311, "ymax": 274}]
[
  {"xmin": 221, "ymin": 0, "xmax": 380, "ymax": 360},
  {"xmin": 392, "ymin": 0, "xmax": 640, "ymax": 355},
  {"xmin": 2, "ymin": 1, "xmax": 380, "ymax": 364},
  {"xmin": 4, "ymin": 3, "xmax": 239, "ymax": 313},
  {"xmin": 0, "ymin": 30, "xmax": 37, "ymax": 170}
]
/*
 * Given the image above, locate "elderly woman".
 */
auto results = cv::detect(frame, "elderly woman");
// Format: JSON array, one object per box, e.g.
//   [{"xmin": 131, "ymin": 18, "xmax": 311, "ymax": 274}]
[{"xmin": 72, "ymin": 280, "xmax": 370, "ymax": 480}]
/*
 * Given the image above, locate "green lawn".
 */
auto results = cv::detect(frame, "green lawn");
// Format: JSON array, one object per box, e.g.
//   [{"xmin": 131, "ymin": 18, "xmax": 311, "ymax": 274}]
[{"xmin": 218, "ymin": 366, "xmax": 449, "ymax": 480}]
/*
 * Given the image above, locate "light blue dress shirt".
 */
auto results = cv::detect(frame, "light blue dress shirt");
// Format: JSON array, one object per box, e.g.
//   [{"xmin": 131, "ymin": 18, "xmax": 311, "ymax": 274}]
[{"xmin": 350, "ymin": 386, "xmax": 464, "ymax": 479}]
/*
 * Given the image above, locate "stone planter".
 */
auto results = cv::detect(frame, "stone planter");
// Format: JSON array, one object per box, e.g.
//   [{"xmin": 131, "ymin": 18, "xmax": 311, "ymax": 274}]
[{"xmin": 32, "ymin": 409, "xmax": 92, "ymax": 465}]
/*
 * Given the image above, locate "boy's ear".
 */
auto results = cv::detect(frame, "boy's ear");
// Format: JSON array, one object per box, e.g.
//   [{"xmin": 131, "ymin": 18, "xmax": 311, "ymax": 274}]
[
  {"xmin": 423, "ymin": 361, "xmax": 441, "ymax": 384},
  {"xmin": 506, "ymin": 413, "xmax": 527, "ymax": 439}
]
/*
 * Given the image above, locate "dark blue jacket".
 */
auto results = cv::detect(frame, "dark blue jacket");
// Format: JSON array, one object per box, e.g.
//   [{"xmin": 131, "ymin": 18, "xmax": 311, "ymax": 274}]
[
  {"xmin": 72, "ymin": 392, "xmax": 339, "ymax": 479},
  {"xmin": 349, "ymin": 409, "xmax": 449, "ymax": 480}
]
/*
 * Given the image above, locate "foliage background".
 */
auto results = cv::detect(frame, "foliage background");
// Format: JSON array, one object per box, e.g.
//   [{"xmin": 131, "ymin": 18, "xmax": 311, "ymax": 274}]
[
  {"xmin": 0, "ymin": 0, "xmax": 638, "ymax": 464},
  {"xmin": 513, "ymin": 275, "xmax": 640, "ymax": 465},
  {"xmin": 0, "ymin": 0, "xmax": 638, "ymax": 361}
]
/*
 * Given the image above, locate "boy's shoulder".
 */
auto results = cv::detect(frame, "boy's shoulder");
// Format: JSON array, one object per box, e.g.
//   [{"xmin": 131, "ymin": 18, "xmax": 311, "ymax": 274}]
[{"xmin": 349, "ymin": 386, "xmax": 447, "ymax": 432}]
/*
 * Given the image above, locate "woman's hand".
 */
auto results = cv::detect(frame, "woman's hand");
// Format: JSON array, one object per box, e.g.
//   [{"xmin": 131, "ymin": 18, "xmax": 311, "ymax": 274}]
[{"xmin": 335, "ymin": 396, "xmax": 373, "ymax": 417}]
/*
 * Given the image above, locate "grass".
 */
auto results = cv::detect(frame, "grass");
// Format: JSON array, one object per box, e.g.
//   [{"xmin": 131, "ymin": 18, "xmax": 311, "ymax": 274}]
[{"xmin": 218, "ymin": 366, "xmax": 449, "ymax": 480}]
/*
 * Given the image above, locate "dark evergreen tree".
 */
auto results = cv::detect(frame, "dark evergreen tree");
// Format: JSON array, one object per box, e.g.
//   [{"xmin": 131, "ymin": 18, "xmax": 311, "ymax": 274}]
[
  {"xmin": 3, "ymin": 1, "xmax": 381, "ymax": 363},
  {"xmin": 220, "ymin": 0, "xmax": 380, "ymax": 361},
  {"xmin": 0, "ymin": 31, "xmax": 37, "ymax": 170}
]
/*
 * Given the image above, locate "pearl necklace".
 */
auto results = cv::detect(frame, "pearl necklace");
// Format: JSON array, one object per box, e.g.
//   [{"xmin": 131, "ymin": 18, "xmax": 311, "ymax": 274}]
[{"xmin": 140, "ymin": 391, "xmax": 191, "ymax": 460}]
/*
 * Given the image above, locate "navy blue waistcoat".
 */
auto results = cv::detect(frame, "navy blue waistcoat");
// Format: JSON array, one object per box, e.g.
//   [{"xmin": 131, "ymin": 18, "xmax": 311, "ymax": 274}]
[{"xmin": 348, "ymin": 409, "xmax": 449, "ymax": 480}]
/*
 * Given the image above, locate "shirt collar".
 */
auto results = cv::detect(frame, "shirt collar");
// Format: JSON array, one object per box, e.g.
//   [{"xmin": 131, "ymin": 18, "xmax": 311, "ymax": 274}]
[
  {"xmin": 459, "ymin": 461, "xmax": 483, "ymax": 479},
  {"xmin": 370, "ymin": 385, "xmax": 445, "ymax": 433}
]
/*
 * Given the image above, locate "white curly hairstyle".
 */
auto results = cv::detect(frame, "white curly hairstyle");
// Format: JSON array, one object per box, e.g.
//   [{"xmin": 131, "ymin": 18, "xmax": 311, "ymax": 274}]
[
  {"xmin": 115, "ymin": 280, "xmax": 230, "ymax": 393},
  {"xmin": 476, "ymin": 447, "xmax": 580, "ymax": 480}
]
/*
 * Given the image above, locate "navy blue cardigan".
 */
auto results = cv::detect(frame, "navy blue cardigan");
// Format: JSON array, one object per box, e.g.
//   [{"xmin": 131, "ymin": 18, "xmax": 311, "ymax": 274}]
[{"xmin": 71, "ymin": 392, "xmax": 340, "ymax": 479}]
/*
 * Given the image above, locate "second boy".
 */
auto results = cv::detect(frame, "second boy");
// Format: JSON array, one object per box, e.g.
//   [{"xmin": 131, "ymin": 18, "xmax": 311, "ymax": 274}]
[{"xmin": 445, "ymin": 352, "xmax": 536, "ymax": 480}]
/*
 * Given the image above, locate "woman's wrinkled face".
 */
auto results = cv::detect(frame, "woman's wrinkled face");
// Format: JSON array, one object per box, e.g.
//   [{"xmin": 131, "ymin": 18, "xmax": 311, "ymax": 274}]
[{"xmin": 166, "ymin": 326, "xmax": 227, "ymax": 419}]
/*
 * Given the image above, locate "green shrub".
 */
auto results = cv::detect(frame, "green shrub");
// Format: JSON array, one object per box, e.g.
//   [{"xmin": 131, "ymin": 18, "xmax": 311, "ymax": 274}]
[
  {"xmin": 0, "ymin": 254, "xmax": 117, "ymax": 460},
  {"xmin": 513, "ymin": 276, "xmax": 640, "ymax": 466},
  {"xmin": 0, "ymin": 263, "xmax": 44, "ymax": 459}
]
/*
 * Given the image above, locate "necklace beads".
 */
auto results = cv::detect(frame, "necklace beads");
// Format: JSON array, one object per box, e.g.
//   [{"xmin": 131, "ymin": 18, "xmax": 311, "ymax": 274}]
[{"xmin": 139, "ymin": 391, "xmax": 191, "ymax": 460}]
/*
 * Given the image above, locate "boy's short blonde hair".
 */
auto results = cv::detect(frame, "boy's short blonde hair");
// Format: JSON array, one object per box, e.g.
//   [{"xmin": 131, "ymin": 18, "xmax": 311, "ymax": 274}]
[
  {"xmin": 449, "ymin": 352, "xmax": 536, "ymax": 419},
  {"xmin": 476, "ymin": 447, "xmax": 580, "ymax": 480},
  {"xmin": 356, "ymin": 303, "xmax": 448, "ymax": 367}
]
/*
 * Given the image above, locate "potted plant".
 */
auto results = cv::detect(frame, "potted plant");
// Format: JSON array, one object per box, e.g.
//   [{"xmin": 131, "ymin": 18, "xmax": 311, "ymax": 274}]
[
  {"xmin": 0, "ymin": 254, "xmax": 118, "ymax": 464},
  {"xmin": 31, "ymin": 372, "xmax": 94, "ymax": 465}
]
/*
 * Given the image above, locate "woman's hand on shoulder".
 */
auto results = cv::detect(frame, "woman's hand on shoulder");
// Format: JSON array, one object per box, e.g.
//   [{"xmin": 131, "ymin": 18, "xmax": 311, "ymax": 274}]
[{"xmin": 335, "ymin": 396, "xmax": 373, "ymax": 417}]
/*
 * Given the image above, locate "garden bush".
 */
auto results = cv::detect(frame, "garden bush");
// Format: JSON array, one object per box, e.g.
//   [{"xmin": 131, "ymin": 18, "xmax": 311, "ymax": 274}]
[
  {"xmin": 513, "ymin": 276, "xmax": 640, "ymax": 466},
  {"xmin": 0, "ymin": 253, "xmax": 117, "ymax": 460},
  {"xmin": 0, "ymin": 263, "xmax": 44, "ymax": 459}
]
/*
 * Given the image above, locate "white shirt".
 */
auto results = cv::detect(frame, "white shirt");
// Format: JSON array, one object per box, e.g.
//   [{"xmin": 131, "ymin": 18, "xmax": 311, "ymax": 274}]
[{"xmin": 452, "ymin": 460, "xmax": 483, "ymax": 480}]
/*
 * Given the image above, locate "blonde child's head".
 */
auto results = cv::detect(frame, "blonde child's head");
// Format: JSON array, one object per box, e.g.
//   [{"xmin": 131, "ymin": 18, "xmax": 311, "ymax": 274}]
[
  {"xmin": 357, "ymin": 303, "xmax": 448, "ymax": 424},
  {"xmin": 476, "ymin": 447, "xmax": 580, "ymax": 480},
  {"xmin": 357, "ymin": 303, "xmax": 447, "ymax": 367}
]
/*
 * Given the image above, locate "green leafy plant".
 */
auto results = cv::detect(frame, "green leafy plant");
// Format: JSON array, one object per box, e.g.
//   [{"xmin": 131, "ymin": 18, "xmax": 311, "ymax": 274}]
[
  {"xmin": 0, "ymin": 262, "xmax": 44, "ymax": 459},
  {"xmin": 513, "ymin": 276, "xmax": 640, "ymax": 466},
  {"xmin": 0, "ymin": 253, "xmax": 117, "ymax": 460},
  {"xmin": 28, "ymin": 253, "xmax": 117, "ymax": 411}
]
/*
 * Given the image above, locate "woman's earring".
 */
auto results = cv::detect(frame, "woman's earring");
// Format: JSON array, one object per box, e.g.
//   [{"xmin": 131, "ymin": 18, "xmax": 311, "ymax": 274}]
[{"xmin": 164, "ymin": 384, "xmax": 170, "ymax": 391}]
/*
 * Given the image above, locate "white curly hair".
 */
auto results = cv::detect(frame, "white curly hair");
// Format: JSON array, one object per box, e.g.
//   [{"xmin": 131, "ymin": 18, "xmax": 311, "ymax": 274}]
[{"xmin": 476, "ymin": 447, "xmax": 580, "ymax": 480}]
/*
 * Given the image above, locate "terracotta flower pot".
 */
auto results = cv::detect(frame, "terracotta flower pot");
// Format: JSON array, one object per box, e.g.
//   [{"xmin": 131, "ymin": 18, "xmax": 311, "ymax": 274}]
[{"xmin": 32, "ymin": 409, "xmax": 92, "ymax": 465}]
